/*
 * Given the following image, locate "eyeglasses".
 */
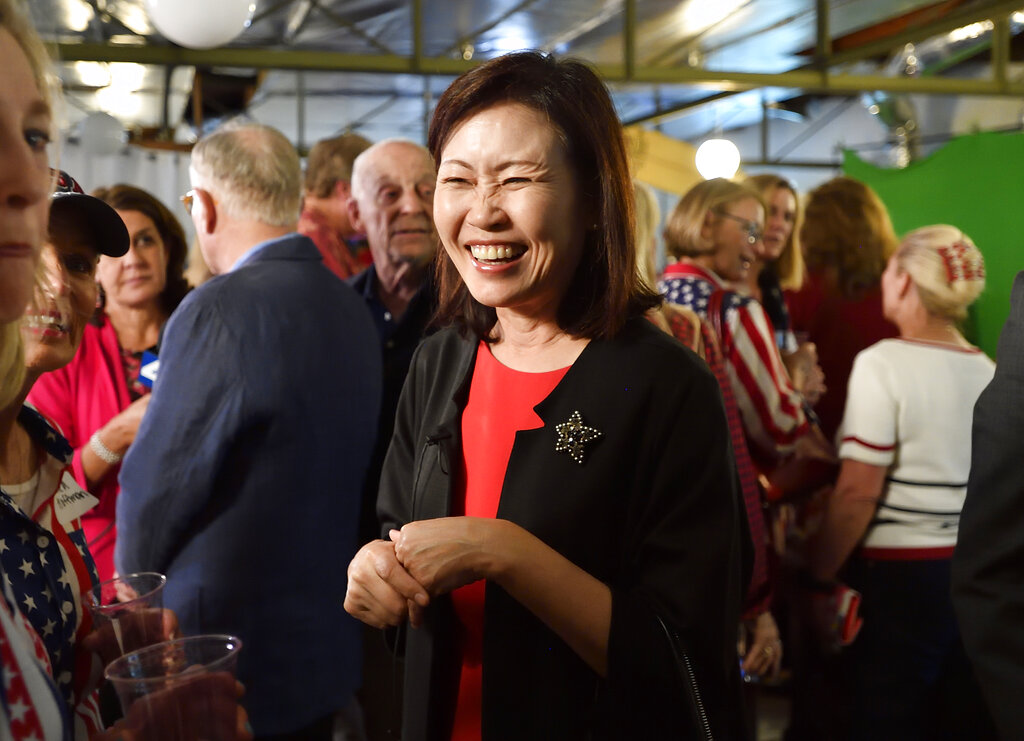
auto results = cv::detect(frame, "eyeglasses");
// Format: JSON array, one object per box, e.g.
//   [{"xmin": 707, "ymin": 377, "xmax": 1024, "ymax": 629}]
[
  {"xmin": 180, "ymin": 190, "xmax": 196, "ymax": 215},
  {"xmin": 714, "ymin": 210, "xmax": 763, "ymax": 245}
]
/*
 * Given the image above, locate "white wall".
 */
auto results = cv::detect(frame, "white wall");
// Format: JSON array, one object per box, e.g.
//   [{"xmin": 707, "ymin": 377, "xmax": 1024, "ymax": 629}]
[{"xmin": 56, "ymin": 141, "xmax": 196, "ymax": 245}]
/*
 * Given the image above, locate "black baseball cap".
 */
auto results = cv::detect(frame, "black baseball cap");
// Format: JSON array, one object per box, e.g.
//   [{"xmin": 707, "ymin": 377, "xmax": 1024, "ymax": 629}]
[{"xmin": 49, "ymin": 169, "xmax": 129, "ymax": 257}]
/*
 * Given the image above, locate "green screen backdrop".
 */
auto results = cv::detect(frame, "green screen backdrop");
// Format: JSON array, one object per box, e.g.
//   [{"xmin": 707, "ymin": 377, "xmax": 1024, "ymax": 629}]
[{"xmin": 843, "ymin": 131, "xmax": 1024, "ymax": 358}]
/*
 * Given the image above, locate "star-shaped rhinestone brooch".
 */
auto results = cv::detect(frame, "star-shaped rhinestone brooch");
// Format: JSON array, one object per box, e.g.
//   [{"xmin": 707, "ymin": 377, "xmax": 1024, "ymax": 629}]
[{"xmin": 555, "ymin": 410, "xmax": 602, "ymax": 465}]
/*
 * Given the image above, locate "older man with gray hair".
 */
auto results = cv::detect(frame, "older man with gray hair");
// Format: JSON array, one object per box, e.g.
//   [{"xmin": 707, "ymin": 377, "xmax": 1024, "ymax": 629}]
[
  {"xmin": 117, "ymin": 122, "xmax": 381, "ymax": 740},
  {"xmin": 346, "ymin": 139, "xmax": 438, "ymax": 537},
  {"xmin": 344, "ymin": 137, "xmax": 437, "ymax": 741}
]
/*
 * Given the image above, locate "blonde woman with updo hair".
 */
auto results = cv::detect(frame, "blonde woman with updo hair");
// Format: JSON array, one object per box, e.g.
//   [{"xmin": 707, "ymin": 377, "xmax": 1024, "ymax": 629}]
[{"xmin": 808, "ymin": 225, "xmax": 997, "ymax": 741}]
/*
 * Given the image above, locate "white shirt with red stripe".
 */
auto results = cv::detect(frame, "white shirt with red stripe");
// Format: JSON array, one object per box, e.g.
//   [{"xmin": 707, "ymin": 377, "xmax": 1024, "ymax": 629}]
[{"xmin": 838, "ymin": 338, "xmax": 995, "ymax": 555}]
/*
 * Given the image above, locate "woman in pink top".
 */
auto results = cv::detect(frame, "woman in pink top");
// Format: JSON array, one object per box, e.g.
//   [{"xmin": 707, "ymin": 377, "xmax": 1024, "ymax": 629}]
[{"xmin": 28, "ymin": 185, "xmax": 189, "ymax": 580}]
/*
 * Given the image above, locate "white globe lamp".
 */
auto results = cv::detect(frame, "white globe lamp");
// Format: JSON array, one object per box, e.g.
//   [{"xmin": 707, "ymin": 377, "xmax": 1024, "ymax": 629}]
[
  {"xmin": 145, "ymin": 0, "xmax": 256, "ymax": 49},
  {"xmin": 695, "ymin": 138, "xmax": 741, "ymax": 180}
]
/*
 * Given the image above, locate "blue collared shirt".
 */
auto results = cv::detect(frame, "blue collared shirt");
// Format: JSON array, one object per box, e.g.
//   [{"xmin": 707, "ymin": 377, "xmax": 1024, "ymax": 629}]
[{"xmin": 229, "ymin": 233, "xmax": 297, "ymax": 272}]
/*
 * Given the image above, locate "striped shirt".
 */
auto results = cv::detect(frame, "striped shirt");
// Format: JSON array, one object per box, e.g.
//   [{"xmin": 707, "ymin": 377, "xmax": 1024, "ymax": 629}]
[{"xmin": 660, "ymin": 262, "xmax": 809, "ymax": 459}]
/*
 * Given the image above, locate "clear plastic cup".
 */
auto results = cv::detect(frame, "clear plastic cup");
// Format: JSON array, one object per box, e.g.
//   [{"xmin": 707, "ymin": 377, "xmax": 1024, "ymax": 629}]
[
  {"xmin": 104, "ymin": 634, "xmax": 243, "ymax": 738},
  {"xmin": 85, "ymin": 572, "xmax": 167, "ymax": 657}
]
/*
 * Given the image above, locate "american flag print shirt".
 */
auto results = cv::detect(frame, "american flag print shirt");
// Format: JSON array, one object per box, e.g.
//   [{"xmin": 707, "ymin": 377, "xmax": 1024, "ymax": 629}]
[
  {"xmin": 659, "ymin": 262, "xmax": 810, "ymax": 459},
  {"xmin": 0, "ymin": 406, "xmax": 103, "ymax": 737}
]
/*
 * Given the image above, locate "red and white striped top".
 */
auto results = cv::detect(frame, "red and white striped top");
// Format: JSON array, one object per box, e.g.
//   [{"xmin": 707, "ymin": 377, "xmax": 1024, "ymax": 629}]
[{"xmin": 660, "ymin": 262, "xmax": 809, "ymax": 459}]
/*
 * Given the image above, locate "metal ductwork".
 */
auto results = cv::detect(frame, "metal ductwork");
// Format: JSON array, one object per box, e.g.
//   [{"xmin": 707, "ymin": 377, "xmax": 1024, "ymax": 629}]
[{"xmin": 862, "ymin": 13, "xmax": 1024, "ymax": 167}]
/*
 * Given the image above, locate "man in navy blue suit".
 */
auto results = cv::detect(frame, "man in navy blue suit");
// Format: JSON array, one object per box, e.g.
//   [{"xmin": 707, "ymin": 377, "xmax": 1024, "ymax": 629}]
[{"xmin": 116, "ymin": 122, "xmax": 381, "ymax": 740}]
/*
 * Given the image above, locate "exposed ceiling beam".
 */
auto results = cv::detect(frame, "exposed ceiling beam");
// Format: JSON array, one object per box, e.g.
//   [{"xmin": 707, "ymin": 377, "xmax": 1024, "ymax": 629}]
[
  {"xmin": 623, "ymin": 91, "xmax": 743, "ymax": 126},
  {"xmin": 624, "ymin": 0, "xmax": 635, "ymax": 80},
  {"xmin": 541, "ymin": 0, "xmax": 624, "ymax": 52},
  {"xmin": 993, "ymin": 16, "xmax": 1011, "ymax": 83},
  {"xmin": 700, "ymin": 7, "xmax": 812, "ymax": 59},
  {"xmin": 615, "ymin": 65, "xmax": 1024, "ymax": 96},
  {"xmin": 815, "ymin": 0, "xmax": 831, "ymax": 67},
  {"xmin": 825, "ymin": 0, "xmax": 1024, "ymax": 67},
  {"xmin": 772, "ymin": 97, "xmax": 855, "ymax": 160},
  {"xmin": 824, "ymin": 0, "xmax": 966, "ymax": 56},
  {"xmin": 412, "ymin": 0, "xmax": 423, "ymax": 66},
  {"xmin": 252, "ymin": 0, "xmax": 295, "ymax": 25},
  {"xmin": 341, "ymin": 93, "xmax": 403, "ymax": 132},
  {"xmin": 313, "ymin": 3, "xmax": 397, "ymax": 56},
  {"xmin": 743, "ymin": 159, "xmax": 840, "ymax": 169},
  {"xmin": 441, "ymin": 0, "xmax": 544, "ymax": 58},
  {"xmin": 54, "ymin": 45, "xmax": 1024, "ymax": 97},
  {"xmin": 644, "ymin": 0, "xmax": 755, "ymax": 67},
  {"xmin": 283, "ymin": 0, "xmax": 316, "ymax": 43},
  {"xmin": 53, "ymin": 42, "xmax": 474, "ymax": 75}
]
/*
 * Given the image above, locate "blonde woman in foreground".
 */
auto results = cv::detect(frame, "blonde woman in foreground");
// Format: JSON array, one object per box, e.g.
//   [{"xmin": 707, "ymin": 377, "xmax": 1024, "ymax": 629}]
[{"xmin": 0, "ymin": 1, "xmax": 249, "ymax": 737}]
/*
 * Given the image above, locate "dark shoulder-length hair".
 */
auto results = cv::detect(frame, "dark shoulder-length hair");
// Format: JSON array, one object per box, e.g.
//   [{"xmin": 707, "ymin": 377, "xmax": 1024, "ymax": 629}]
[
  {"xmin": 427, "ymin": 51, "xmax": 660, "ymax": 341},
  {"xmin": 91, "ymin": 184, "xmax": 190, "ymax": 316}
]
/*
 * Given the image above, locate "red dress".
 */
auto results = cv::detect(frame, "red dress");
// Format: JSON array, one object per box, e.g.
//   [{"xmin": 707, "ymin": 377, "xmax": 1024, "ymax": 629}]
[
  {"xmin": 450, "ymin": 342, "xmax": 569, "ymax": 741},
  {"xmin": 785, "ymin": 270, "xmax": 897, "ymax": 442}
]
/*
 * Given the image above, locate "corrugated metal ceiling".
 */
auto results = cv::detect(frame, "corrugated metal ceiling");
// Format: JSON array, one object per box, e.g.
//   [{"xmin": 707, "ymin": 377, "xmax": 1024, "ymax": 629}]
[{"xmin": 26, "ymin": 0, "xmax": 1024, "ymax": 150}]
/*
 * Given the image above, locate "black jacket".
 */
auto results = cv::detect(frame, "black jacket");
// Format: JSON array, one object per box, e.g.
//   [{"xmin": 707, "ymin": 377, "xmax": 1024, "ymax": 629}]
[
  {"xmin": 379, "ymin": 317, "xmax": 751, "ymax": 740},
  {"xmin": 952, "ymin": 270, "xmax": 1024, "ymax": 739}
]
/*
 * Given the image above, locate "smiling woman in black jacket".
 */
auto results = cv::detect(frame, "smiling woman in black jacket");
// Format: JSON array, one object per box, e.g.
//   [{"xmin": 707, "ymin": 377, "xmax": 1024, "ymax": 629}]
[{"xmin": 344, "ymin": 51, "xmax": 750, "ymax": 741}]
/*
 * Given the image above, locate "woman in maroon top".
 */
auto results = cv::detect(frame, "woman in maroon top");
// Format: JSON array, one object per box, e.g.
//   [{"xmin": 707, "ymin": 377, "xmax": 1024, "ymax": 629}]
[
  {"xmin": 345, "ymin": 52, "xmax": 749, "ymax": 740},
  {"xmin": 786, "ymin": 177, "xmax": 899, "ymax": 442}
]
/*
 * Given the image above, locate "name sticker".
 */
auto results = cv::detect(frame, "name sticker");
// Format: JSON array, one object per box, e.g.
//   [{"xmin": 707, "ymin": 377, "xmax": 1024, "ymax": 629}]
[{"xmin": 53, "ymin": 472, "xmax": 99, "ymax": 526}]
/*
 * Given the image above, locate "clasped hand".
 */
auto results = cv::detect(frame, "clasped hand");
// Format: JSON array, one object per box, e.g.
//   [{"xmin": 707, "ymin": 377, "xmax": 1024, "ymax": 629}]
[{"xmin": 344, "ymin": 517, "xmax": 504, "ymax": 630}]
